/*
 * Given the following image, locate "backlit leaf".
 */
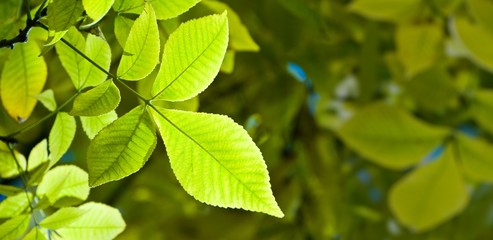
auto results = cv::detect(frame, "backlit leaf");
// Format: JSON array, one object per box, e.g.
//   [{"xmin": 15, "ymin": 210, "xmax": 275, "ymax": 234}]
[
  {"xmin": 389, "ymin": 148, "xmax": 468, "ymax": 232},
  {"xmin": 82, "ymin": 0, "xmax": 115, "ymax": 23},
  {"xmin": 36, "ymin": 89, "xmax": 57, "ymax": 112},
  {"xmin": 0, "ymin": 142, "xmax": 27, "ymax": 179},
  {"xmin": 49, "ymin": 113, "xmax": 76, "ymax": 166},
  {"xmin": 117, "ymin": 3, "xmax": 160, "ymax": 80},
  {"xmin": 80, "ymin": 111, "xmax": 118, "ymax": 139},
  {"xmin": 27, "ymin": 139, "xmax": 49, "ymax": 172},
  {"xmin": 456, "ymin": 134, "xmax": 493, "ymax": 182},
  {"xmin": 114, "ymin": 15, "xmax": 134, "ymax": 47},
  {"xmin": 70, "ymin": 81, "xmax": 120, "ymax": 116},
  {"xmin": 151, "ymin": 0, "xmax": 201, "ymax": 20},
  {"xmin": 1, "ymin": 41, "xmax": 47, "ymax": 122},
  {"xmin": 82, "ymin": 34, "xmax": 112, "ymax": 88},
  {"xmin": 113, "ymin": 0, "xmax": 144, "ymax": 14},
  {"xmin": 22, "ymin": 228, "xmax": 47, "ymax": 240},
  {"xmin": 55, "ymin": 202, "xmax": 125, "ymax": 240},
  {"xmin": 56, "ymin": 27, "xmax": 87, "ymax": 89},
  {"xmin": 151, "ymin": 107, "xmax": 284, "ymax": 217},
  {"xmin": 0, "ymin": 214, "xmax": 30, "ymax": 240},
  {"xmin": 0, "ymin": 192, "xmax": 32, "ymax": 219},
  {"xmin": 348, "ymin": 0, "xmax": 422, "ymax": 22},
  {"xmin": 40, "ymin": 207, "xmax": 87, "ymax": 230},
  {"xmin": 37, "ymin": 165, "xmax": 90, "ymax": 207},
  {"xmin": 151, "ymin": 13, "xmax": 229, "ymax": 101},
  {"xmin": 87, "ymin": 106, "xmax": 156, "ymax": 187},
  {"xmin": 337, "ymin": 103, "xmax": 450, "ymax": 169},
  {"xmin": 467, "ymin": 0, "xmax": 493, "ymax": 33},
  {"xmin": 0, "ymin": 185, "xmax": 22, "ymax": 196},
  {"xmin": 48, "ymin": 0, "xmax": 84, "ymax": 32},
  {"xmin": 472, "ymin": 90, "xmax": 493, "ymax": 134}
]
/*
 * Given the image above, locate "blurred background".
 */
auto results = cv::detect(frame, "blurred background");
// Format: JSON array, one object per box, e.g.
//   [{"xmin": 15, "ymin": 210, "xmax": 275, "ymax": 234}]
[{"xmin": 4, "ymin": 0, "xmax": 493, "ymax": 239}]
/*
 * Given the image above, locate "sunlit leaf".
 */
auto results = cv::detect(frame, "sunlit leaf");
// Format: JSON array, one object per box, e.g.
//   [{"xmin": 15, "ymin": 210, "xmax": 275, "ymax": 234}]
[
  {"xmin": 203, "ymin": 0, "xmax": 259, "ymax": 51},
  {"xmin": 47, "ymin": 0, "xmax": 84, "ymax": 32},
  {"xmin": 114, "ymin": 15, "xmax": 134, "ymax": 47},
  {"xmin": 472, "ymin": 90, "xmax": 493, "ymax": 134},
  {"xmin": 80, "ymin": 111, "xmax": 118, "ymax": 139},
  {"xmin": 151, "ymin": 107, "xmax": 284, "ymax": 217},
  {"xmin": 40, "ymin": 207, "xmax": 87, "ymax": 230},
  {"xmin": 151, "ymin": 13, "xmax": 229, "ymax": 101},
  {"xmin": 37, "ymin": 165, "xmax": 90, "ymax": 207},
  {"xmin": 113, "ymin": 0, "xmax": 144, "ymax": 14},
  {"xmin": 0, "ymin": 142, "xmax": 27, "ymax": 179},
  {"xmin": 389, "ymin": 148, "xmax": 468, "ymax": 232},
  {"xmin": 22, "ymin": 228, "xmax": 47, "ymax": 240},
  {"xmin": 337, "ymin": 103, "xmax": 450, "ymax": 169},
  {"xmin": 220, "ymin": 50, "xmax": 235, "ymax": 74},
  {"xmin": 456, "ymin": 134, "xmax": 493, "ymax": 182},
  {"xmin": 56, "ymin": 27, "xmax": 87, "ymax": 89},
  {"xmin": 0, "ymin": 192, "xmax": 32, "ymax": 219},
  {"xmin": 1, "ymin": 41, "xmax": 47, "ymax": 122},
  {"xmin": 49, "ymin": 113, "xmax": 76, "ymax": 166},
  {"xmin": 0, "ymin": 214, "xmax": 30, "ymax": 240},
  {"xmin": 70, "ymin": 81, "xmax": 120, "ymax": 116},
  {"xmin": 0, "ymin": 184, "xmax": 22, "ymax": 196},
  {"xmin": 152, "ymin": 96, "xmax": 199, "ymax": 112},
  {"xmin": 36, "ymin": 89, "xmax": 57, "ymax": 112},
  {"xmin": 82, "ymin": 0, "xmax": 115, "ymax": 23},
  {"xmin": 467, "ymin": 0, "xmax": 493, "ymax": 33},
  {"xmin": 348, "ymin": 0, "xmax": 422, "ymax": 22},
  {"xmin": 117, "ymin": 3, "xmax": 160, "ymax": 80},
  {"xmin": 151, "ymin": 0, "xmax": 201, "ymax": 20},
  {"xmin": 87, "ymin": 106, "xmax": 156, "ymax": 187},
  {"xmin": 27, "ymin": 139, "xmax": 49, "ymax": 172},
  {"xmin": 82, "ymin": 34, "xmax": 112, "ymax": 88}
]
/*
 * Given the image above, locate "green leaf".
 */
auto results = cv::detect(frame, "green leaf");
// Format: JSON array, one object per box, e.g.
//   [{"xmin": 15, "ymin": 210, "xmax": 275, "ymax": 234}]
[
  {"xmin": 0, "ymin": 142, "xmax": 27, "ymax": 179},
  {"xmin": 48, "ymin": 0, "xmax": 84, "ymax": 32},
  {"xmin": 203, "ymin": 0, "xmax": 259, "ymax": 52},
  {"xmin": 337, "ymin": 103, "xmax": 450, "ymax": 169},
  {"xmin": 80, "ymin": 111, "xmax": 118, "ymax": 139},
  {"xmin": 49, "ymin": 113, "xmax": 76, "ymax": 166},
  {"xmin": 55, "ymin": 202, "xmax": 125, "ymax": 240},
  {"xmin": 36, "ymin": 90, "xmax": 57, "ymax": 112},
  {"xmin": 27, "ymin": 139, "xmax": 49, "ymax": 172},
  {"xmin": 0, "ymin": 184, "xmax": 22, "ymax": 196},
  {"xmin": 117, "ymin": 3, "xmax": 160, "ymax": 80},
  {"xmin": 151, "ymin": 13, "xmax": 229, "ymax": 101},
  {"xmin": 114, "ymin": 15, "xmax": 134, "ymax": 47},
  {"xmin": 40, "ymin": 207, "xmax": 87, "ymax": 230},
  {"xmin": 151, "ymin": 107, "xmax": 284, "ymax": 217},
  {"xmin": 113, "ymin": 0, "xmax": 144, "ymax": 14},
  {"xmin": 1, "ymin": 41, "xmax": 47, "ymax": 122},
  {"xmin": 56, "ymin": 27, "xmax": 87, "ymax": 89},
  {"xmin": 467, "ymin": 0, "xmax": 493, "ymax": 33},
  {"xmin": 220, "ymin": 50, "xmax": 235, "ymax": 74},
  {"xmin": 87, "ymin": 106, "xmax": 156, "ymax": 187},
  {"xmin": 348, "ymin": 0, "xmax": 422, "ymax": 22},
  {"xmin": 0, "ymin": 214, "xmax": 30, "ymax": 240},
  {"xmin": 472, "ymin": 90, "xmax": 493, "ymax": 134},
  {"xmin": 0, "ymin": 192, "xmax": 32, "ymax": 219},
  {"xmin": 82, "ymin": 34, "xmax": 112, "ymax": 88},
  {"xmin": 22, "ymin": 228, "xmax": 47, "ymax": 240},
  {"xmin": 389, "ymin": 148, "xmax": 468, "ymax": 232},
  {"xmin": 70, "ymin": 81, "xmax": 121, "ymax": 116},
  {"xmin": 37, "ymin": 165, "xmax": 90, "ymax": 207},
  {"xmin": 151, "ymin": 0, "xmax": 201, "ymax": 20},
  {"xmin": 152, "ymin": 96, "xmax": 200, "ymax": 112},
  {"xmin": 451, "ymin": 16, "xmax": 493, "ymax": 72},
  {"xmin": 396, "ymin": 22, "xmax": 443, "ymax": 78},
  {"xmin": 456, "ymin": 134, "xmax": 493, "ymax": 182},
  {"xmin": 82, "ymin": 0, "xmax": 115, "ymax": 23}
]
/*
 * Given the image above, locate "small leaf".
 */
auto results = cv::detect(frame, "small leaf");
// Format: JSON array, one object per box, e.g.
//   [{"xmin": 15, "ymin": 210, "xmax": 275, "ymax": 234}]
[
  {"xmin": 389, "ymin": 148, "xmax": 468, "ymax": 232},
  {"xmin": 113, "ymin": 0, "xmax": 144, "ymax": 14},
  {"xmin": 27, "ymin": 139, "xmax": 49, "ymax": 172},
  {"xmin": 0, "ymin": 192, "xmax": 32, "ymax": 219},
  {"xmin": 82, "ymin": 0, "xmax": 115, "ymax": 23},
  {"xmin": 472, "ymin": 90, "xmax": 493, "ymax": 134},
  {"xmin": 117, "ymin": 3, "xmax": 160, "ymax": 80},
  {"xmin": 151, "ymin": 107, "xmax": 284, "ymax": 217},
  {"xmin": 40, "ymin": 207, "xmax": 87, "ymax": 230},
  {"xmin": 36, "ymin": 90, "xmax": 57, "ymax": 112},
  {"xmin": 0, "ymin": 142, "xmax": 27, "ymax": 179},
  {"xmin": 49, "ymin": 113, "xmax": 76, "ymax": 166},
  {"xmin": 87, "ymin": 106, "xmax": 156, "ymax": 187},
  {"xmin": 22, "ymin": 228, "xmax": 48, "ymax": 240},
  {"xmin": 151, "ymin": 0, "xmax": 201, "ymax": 20},
  {"xmin": 56, "ymin": 27, "xmax": 87, "ymax": 89},
  {"xmin": 220, "ymin": 50, "xmax": 235, "ymax": 74},
  {"xmin": 82, "ymin": 34, "xmax": 112, "ymax": 88},
  {"xmin": 337, "ymin": 103, "xmax": 450, "ymax": 169},
  {"xmin": 456, "ymin": 134, "xmax": 493, "ymax": 182},
  {"xmin": 70, "ymin": 81, "xmax": 121, "ymax": 116},
  {"xmin": 47, "ymin": 0, "xmax": 84, "ymax": 32},
  {"xmin": 348, "ymin": 0, "xmax": 422, "ymax": 22},
  {"xmin": 0, "ymin": 214, "xmax": 30, "ymax": 240},
  {"xmin": 151, "ymin": 13, "xmax": 229, "ymax": 101},
  {"xmin": 114, "ymin": 15, "xmax": 134, "ymax": 47},
  {"xmin": 80, "ymin": 111, "xmax": 118, "ymax": 139},
  {"xmin": 0, "ymin": 184, "xmax": 22, "ymax": 196},
  {"xmin": 55, "ymin": 202, "xmax": 125, "ymax": 240},
  {"xmin": 1, "ymin": 41, "xmax": 47, "ymax": 122},
  {"xmin": 37, "ymin": 165, "xmax": 90, "ymax": 207}
]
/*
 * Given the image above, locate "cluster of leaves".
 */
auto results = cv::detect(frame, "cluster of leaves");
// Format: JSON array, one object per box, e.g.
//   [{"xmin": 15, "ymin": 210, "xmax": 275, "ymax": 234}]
[{"xmin": 0, "ymin": 0, "xmax": 282, "ymax": 239}]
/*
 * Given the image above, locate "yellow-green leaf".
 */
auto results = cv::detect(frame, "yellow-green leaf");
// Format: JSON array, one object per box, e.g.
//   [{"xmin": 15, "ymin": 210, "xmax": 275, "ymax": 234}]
[
  {"xmin": 48, "ymin": 0, "xmax": 84, "ymax": 32},
  {"xmin": 27, "ymin": 139, "xmax": 49, "ymax": 172},
  {"xmin": 82, "ymin": 34, "xmax": 112, "ymax": 88},
  {"xmin": 0, "ymin": 142, "xmax": 27, "ymax": 179},
  {"xmin": 151, "ymin": 0, "xmax": 201, "ymax": 20},
  {"xmin": 36, "ymin": 89, "xmax": 57, "ymax": 112},
  {"xmin": 37, "ymin": 165, "xmax": 90, "ymax": 207},
  {"xmin": 114, "ymin": 15, "xmax": 134, "ymax": 47},
  {"xmin": 113, "ymin": 0, "xmax": 144, "ymax": 14},
  {"xmin": 467, "ymin": 0, "xmax": 493, "ymax": 33},
  {"xmin": 472, "ymin": 90, "xmax": 493, "ymax": 134},
  {"xmin": 348, "ymin": 0, "xmax": 422, "ymax": 22},
  {"xmin": 1, "ymin": 41, "xmax": 47, "ymax": 122},
  {"xmin": 22, "ymin": 228, "xmax": 48, "ymax": 240},
  {"xmin": 70, "ymin": 81, "xmax": 120, "ymax": 116},
  {"xmin": 0, "ymin": 214, "xmax": 30, "ymax": 240},
  {"xmin": 456, "ymin": 134, "xmax": 493, "ymax": 182},
  {"xmin": 82, "ymin": 0, "xmax": 115, "ymax": 23},
  {"xmin": 40, "ymin": 207, "xmax": 87, "ymax": 230},
  {"xmin": 0, "ymin": 192, "xmax": 32, "ymax": 219},
  {"xmin": 80, "ymin": 111, "xmax": 118, "ymax": 139},
  {"xmin": 49, "ymin": 113, "xmax": 76, "ymax": 166}
]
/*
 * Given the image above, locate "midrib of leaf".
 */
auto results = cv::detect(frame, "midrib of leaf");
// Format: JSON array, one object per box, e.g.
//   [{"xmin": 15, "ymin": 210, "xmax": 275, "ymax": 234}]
[
  {"xmin": 91, "ymin": 108, "xmax": 146, "ymax": 184},
  {"xmin": 118, "ymin": 8, "xmax": 152, "ymax": 78},
  {"xmin": 152, "ymin": 20, "xmax": 227, "ymax": 99},
  {"xmin": 151, "ymin": 106, "xmax": 272, "ymax": 209}
]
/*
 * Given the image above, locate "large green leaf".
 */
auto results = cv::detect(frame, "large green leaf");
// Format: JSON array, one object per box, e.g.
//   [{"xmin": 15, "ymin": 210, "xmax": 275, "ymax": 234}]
[
  {"xmin": 117, "ymin": 3, "xmax": 160, "ymax": 80},
  {"xmin": 1, "ymin": 41, "xmax": 47, "ymax": 122},
  {"xmin": 70, "ymin": 81, "xmax": 120, "ymax": 116},
  {"xmin": 0, "ymin": 142, "xmax": 27, "ymax": 179},
  {"xmin": 467, "ymin": 0, "xmax": 493, "ymax": 33},
  {"xmin": 202, "ymin": 0, "xmax": 259, "ymax": 52},
  {"xmin": 82, "ymin": 0, "xmax": 115, "ymax": 23},
  {"xmin": 151, "ymin": 0, "xmax": 201, "ymax": 20},
  {"xmin": 151, "ymin": 13, "xmax": 229, "ymax": 101},
  {"xmin": 389, "ymin": 148, "xmax": 468, "ymax": 232},
  {"xmin": 114, "ymin": 15, "xmax": 134, "ymax": 47},
  {"xmin": 47, "ymin": 0, "xmax": 84, "ymax": 32},
  {"xmin": 151, "ymin": 107, "xmax": 284, "ymax": 217},
  {"xmin": 396, "ymin": 22, "xmax": 443, "ymax": 78},
  {"xmin": 0, "ymin": 192, "xmax": 32, "ymax": 219},
  {"xmin": 54, "ymin": 202, "xmax": 125, "ymax": 240},
  {"xmin": 37, "ymin": 165, "xmax": 90, "ymax": 207},
  {"xmin": 87, "ymin": 106, "xmax": 156, "ymax": 187},
  {"xmin": 348, "ymin": 0, "xmax": 422, "ymax": 22},
  {"xmin": 456, "ymin": 134, "xmax": 493, "ymax": 182},
  {"xmin": 49, "ymin": 113, "xmax": 76, "ymax": 166},
  {"xmin": 80, "ymin": 111, "xmax": 118, "ymax": 139},
  {"xmin": 0, "ymin": 214, "xmax": 30, "ymax": 240},
  {"xmin": 40, "ymin": 207, "xmax": 87, "ymax": 230},
  {"xmin": 337, "ymin": 103, "xmax": 450, "ymax": 169},
  {"xmin": 472, "ymin": 90, "xmax": 493, "ymax": 134}
]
